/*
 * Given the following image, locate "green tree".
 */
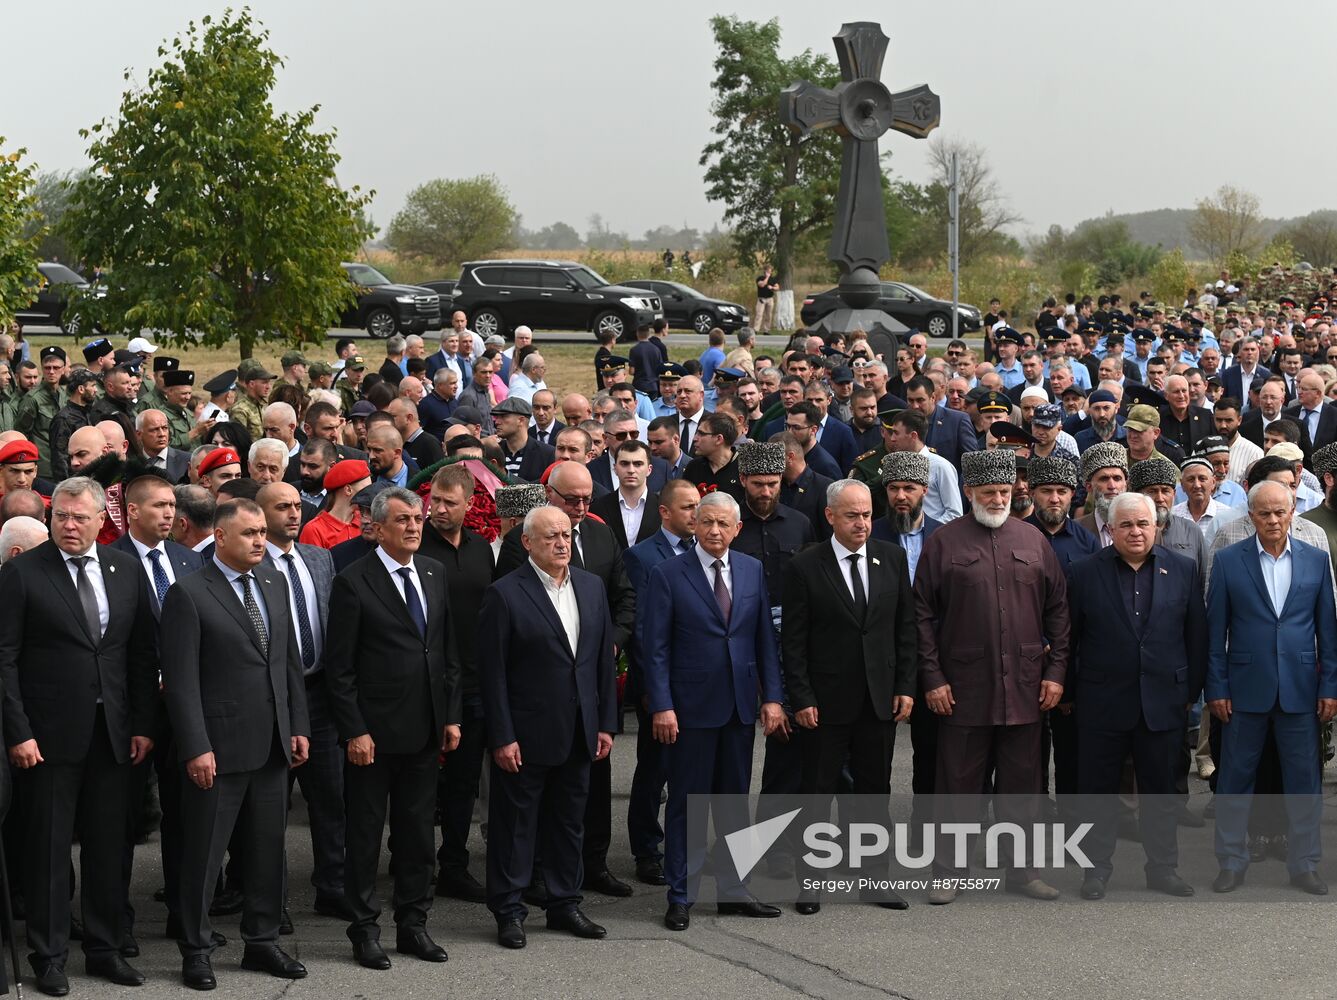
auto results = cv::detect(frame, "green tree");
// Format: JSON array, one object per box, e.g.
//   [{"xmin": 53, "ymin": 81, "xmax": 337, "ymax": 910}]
[
  {"xmin": 64, "ymin": 10, "xmax": 371, "ymax": 360},
  {"xmin": 699, "ymin": 16, "xmax": 840, "ymax": 288},
  {"xmin": 1148, "ymin": 248, "xmax": 1194, "ymax": 308},
  {"xmin": 387, "ymin": 175, "xmax": 516, "ymax": 268},
  {"xmin": 924, "ymin": 138, "xmax": 1023, "ymax": 265},
  {"xmin": 1279, "ymin": 211, "xmax": 1337, "ymax": 266},
  {"xmin": 0, "ymin": 139, "xmax": 43, "ymax": 326},
  {"xmin": 1187, "ymin": 185, "xmax": 1264, "ymax": 264},
  {"xmin": 532, "ymin": 221, "xmax": 581, "ymax": 250}
]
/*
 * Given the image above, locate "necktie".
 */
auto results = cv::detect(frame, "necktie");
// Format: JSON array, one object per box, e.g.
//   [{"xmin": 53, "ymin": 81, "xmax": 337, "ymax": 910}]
[
  {"xmin": 71, "ymin": 556, "xmax": 102, "ymax": 641},
  {"xmin": 237, "ymin": 574, "xmax": 268, "ymax": 656},
  {"xmin": 712, "ymin": 559, "xmax": 731, "ymax": 623},
  {"xmin": 571, "ymin": 526, "xmax": 584, "ymax": 569},
  {"xmin": 680, "ymin": 418, "xmax": 693, "ymax": 456},
  {"xmin": 848, "ymin": 553, "xmax": 867, "ymax": 619},
  {"xmin": 678, "ymin": 538, "xmax": 695, "ymax": 554},
  {"xmin": 1308, "ymin": 409, "xmax": 1320, "ymax": 441},
  {"xmin": 146, "ymin": 548, "xmax": 171, "ymax": 607},
  {"xmin": 283, "ymin": 553, "xmax": 317, "ymax": 671},
  {"xmin": 397, "ymin": 567, "xmax": 427, "ymax": 639}
]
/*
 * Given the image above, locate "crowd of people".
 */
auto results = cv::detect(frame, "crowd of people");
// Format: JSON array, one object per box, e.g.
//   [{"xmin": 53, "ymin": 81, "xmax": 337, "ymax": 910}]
[{"xmin": 0, "ymin": 290, "xmax": 1335, "ymax": 995}]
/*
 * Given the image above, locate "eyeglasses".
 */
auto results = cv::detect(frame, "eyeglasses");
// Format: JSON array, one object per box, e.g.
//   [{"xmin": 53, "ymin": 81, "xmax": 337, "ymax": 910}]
[
  {"xmin": 607, "ymin": 430, "xmax": 638, "ymax": 441},
  {"xmin": 53, "ymin": 511, "xmax": 95, "ymax": 524},
  {"xmin": 549, "ymin": 488, "xmax": 593, "ymax": 508}
]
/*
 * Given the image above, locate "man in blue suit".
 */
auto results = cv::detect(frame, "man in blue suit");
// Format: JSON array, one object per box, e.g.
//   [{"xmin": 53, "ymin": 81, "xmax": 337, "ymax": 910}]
[
  {"xmin": 621, "ymin": 480, "xmax": 700, "ymax": 886},
  {"xmin": 1207, "ymin": 480, "xmax": 1337, "ymax": 895},
  {"xmin": 906, "ymin": 376, "xmax": 976, "ymax": 470},
  {"xmin": 479, "ymin": 506, "xmax": 618, "ymax": 948},
  {"xmin": 1218, "ymin": 336, "xmax": 1268, "ymax": 411},
  {"xmin": 807, "ymin": 384, "xmax": 858, "ymax": 476},
  {"xmin": 641, "ymin": 491, "xmax": 785, "ymax": 931},
  {"xmin": 1068, "ymin": 492, "xmax": 1207, "ymax": 900}
]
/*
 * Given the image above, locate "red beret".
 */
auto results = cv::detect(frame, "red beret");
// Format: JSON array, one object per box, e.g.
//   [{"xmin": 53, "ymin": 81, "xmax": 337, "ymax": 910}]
[
  {"xmin": 324, "ymin": 459, "xmax": 371, "ymax": 491},
  {"xmin": 198, "ymin": 448, "xmax": 242, "ymax": 477},
  {"xmin": 0, "ymin": 440, "xmax": 39, "ymax": 465}
]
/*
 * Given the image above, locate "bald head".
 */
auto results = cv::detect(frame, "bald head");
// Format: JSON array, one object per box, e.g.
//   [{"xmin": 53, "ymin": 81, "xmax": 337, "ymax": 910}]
[
  {"xmin": 96, "ymin": 419, "xmax": 129, "ymax": 459},
  {"xmin": 548, "ymin": 459, "xmax": 592, "ymax": 495},
  {"xmin": 562, "ymin": 393, "xmax": 592, "ymax": 425},
  {"xmin": 68, "ymin": 426, "xmax": 110, "ymax": 474}
]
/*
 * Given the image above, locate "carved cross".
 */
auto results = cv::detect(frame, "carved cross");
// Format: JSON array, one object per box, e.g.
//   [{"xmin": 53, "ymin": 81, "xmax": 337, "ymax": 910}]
[{"xmin": 780, "ymin": 22, "xmax": 941, "ymax": 278}]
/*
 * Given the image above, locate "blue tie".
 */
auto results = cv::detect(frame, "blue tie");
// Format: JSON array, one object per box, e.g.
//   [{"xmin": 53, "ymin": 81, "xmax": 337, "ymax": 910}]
[
  {"xmin": 146, "ymin": 548, "xmax": 171, "ymax": 606},
  {"xmin": 397, "ymin": 567, "xmax": 427, "ymax": 638},
  {"xmin": 283, "ymin": 553, "xmax": 317, "ymax": 671}
]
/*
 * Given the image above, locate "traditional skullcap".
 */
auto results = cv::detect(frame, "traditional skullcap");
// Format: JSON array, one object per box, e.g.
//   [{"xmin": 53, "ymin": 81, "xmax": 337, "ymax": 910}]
[
  {"xmin": 1128, "ymin": 457, "xmax": 1179, "ymax": 491},
  {"xmin": 1179, "ymin": 456, "xmax": 1213, "ymax": 476},
  {"xmin": 878, "ymin": 450, "xmax": 930, "ymax": 487},
  {"xmin": 1197, "ymin": 435, "xmax": 1229, "ymax": 456},
  {"xmin": 1027, "ymin": 455, "xmax": 1079, "ymax": 489},
  {"xmin": 961, "ymin": 448, "xmax": 1016, "ymax": 487},
  {"xmin": 1080, "ymin": 442, "xmax": 1128, "ymax": 483},
  {"xmin": 736, "ymin": 441, "xmax": 786, "ymax": 477},
  {"xmin": 494, "ymin": 483, "xmax": 548, "ymax": 520}
]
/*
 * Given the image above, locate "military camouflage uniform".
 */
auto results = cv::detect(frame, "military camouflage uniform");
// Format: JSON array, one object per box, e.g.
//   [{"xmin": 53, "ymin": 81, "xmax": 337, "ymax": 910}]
[
  {"xmin": 163, "ymin": 402, "xmax": 196, "ymax": 452},
  {"xmin": 229, "ymin": 394, "xmax": 264, "ymax": 439},
  {"xmin": 14, "ymin": 382, "xmax": 65, "ymax": 479}
]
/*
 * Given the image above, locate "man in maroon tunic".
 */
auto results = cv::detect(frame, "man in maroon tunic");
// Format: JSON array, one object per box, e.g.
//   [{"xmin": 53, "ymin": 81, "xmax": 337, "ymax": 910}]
[{"xmin": 914, "ymin": 448, "xmax": 1070, "ymax": 904}]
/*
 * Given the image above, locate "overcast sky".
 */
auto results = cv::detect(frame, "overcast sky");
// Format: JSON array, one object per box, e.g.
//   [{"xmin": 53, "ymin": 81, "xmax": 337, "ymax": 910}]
[{"xmin": 6, "ymin": 0, "xmax": 1334, "ymax": 244}]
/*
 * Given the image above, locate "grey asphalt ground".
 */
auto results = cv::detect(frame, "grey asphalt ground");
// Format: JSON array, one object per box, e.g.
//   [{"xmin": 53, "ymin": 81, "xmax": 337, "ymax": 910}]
[{"xmin": 43, "ymin": 718, "xmax": 1337, "ymax": 1000}]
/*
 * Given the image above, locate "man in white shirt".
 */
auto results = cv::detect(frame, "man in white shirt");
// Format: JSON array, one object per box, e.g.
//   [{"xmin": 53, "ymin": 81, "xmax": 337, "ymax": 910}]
[
  {"xmin": 508, "ymin": 352, "xmax": 547, "ymax": 405},
  {"xmin": 882, "ymin": 409, "xmax": 961, "ymax": 522},
  {"xmin": 1213, "ymin": 399, "xmax": 1263, "ymax": 485},
  {"xmin": 500, "ymin": 326, "xmax": 533, "ymax": 383}
]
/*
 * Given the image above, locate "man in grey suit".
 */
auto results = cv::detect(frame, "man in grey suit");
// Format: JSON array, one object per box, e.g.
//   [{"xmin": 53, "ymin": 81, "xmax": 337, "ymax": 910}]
[
  {"xmin": 161, "ymin": 498, "xmax": 310, "ymax": 991},
  {"xmin": 258, "ymin": 482, "xmax": 349, "ymax": 920}
]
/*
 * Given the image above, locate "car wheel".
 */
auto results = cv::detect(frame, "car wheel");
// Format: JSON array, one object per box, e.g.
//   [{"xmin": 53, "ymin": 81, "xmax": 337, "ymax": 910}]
[
  {"xmin": 62, "ymin": 313, "xmax": 80, "ymax": 339},
  {"xmin": 926, "ymin": 312, "xmax": 951, "ymax": 338},
  {"xmin": 365, "ymin": 307, "xmax": 397, "ymax": 339},
  {"xmin": 691, "ymin": 310, "xmax": 715, "ymax": 335},
  {"xmin": 594, "ymin": 310, "xmax": 627, "ymax": 342},
  {"xmin": 472, "ymin": 308, "xmax": 504, "ymax": 339}
]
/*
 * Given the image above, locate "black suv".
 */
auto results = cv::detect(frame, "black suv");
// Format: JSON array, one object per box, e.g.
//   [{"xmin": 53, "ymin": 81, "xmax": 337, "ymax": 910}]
[
  {"xmin": 800, "ymin": 280, "xmax": 981, "ymax": 338},
  {"xmin": 622, "ymin": 279, "xmax": 748, "ymax": 334},
  {"xmin": 16, "ymin": 262, "xmax": 97, "ymax": 336},
  {"xmin": 340, "ymin": 262, "xmax": 442, "ymax": 338},
  {"xmin": 452, "ymin": 259, "xmax": 662, "ymax": 340}
]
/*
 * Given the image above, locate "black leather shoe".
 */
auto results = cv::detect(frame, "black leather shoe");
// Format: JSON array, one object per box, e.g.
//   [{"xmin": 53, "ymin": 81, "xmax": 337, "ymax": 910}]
[
  {"xmin": 1147, "ymin": 872, "xmax": 1194, "ymax": 897},
  {"xmin": 1248, "ymin": 835, "xmax": 1268, "ymax": 863},
  {"xmin": 181, "ymin": 955, "xmax": 215, "ymax": 991},
  {"xmin": 352, "ymin": 940, "xmax": 391, "ymax": 970},
  {"xmin": 863, "ymin": 889, "xmax": 909, "ymax": 910},
  {"xmin": 547, "ymin": 907, "xmax": 606, "ymax": 939},
  {"xmin": 396, "ymin": 929, "xmax": 448, "ymax": 962},
  {"xmin": 120, "ymin": 933, "xmax": 141, "ymax": 958},
  {"xmin": 496, "ymin": 919, "xmax": 526, "ymax": 949},
  {"xmin": 240, "ymin": 944, "xmax": 307, "ymax": 979},
  {"xmin": 1213, "ymin": 869, "xmax": 1245, "ymax": 893},
  {"xmin": 278, "ymin": 908, "xmax": 293, "ymax": 935},
  {"xmin": 1290, "ymin": 871, "xmax": 1329, "ymax": 896},
  {"xmin": 1080, "ymin": 875, "xmax": 1106, "ymax": 900},
  {"xmin": 717, "ymin": 897, "xmax": 781, "ymax": 918},
  {"xmin": 794, "ymin": 891, "xmax": 820, "ymax": 915},
  {"xmin": 583, "ymin": 868, "xmax": 633, "ymax": 897},
  {"xmin": 33, "ymin": 963, "xmax": 69, "ymax": 997},
  {"xmin": 521, "ymin": 878, "xmax": 548, "ymax": 907},
  {"xmin": 86, "ymin": 954, "xmax": 146, "ymax": 986},
  {"xmin": 635, "ymin": 859, "xmax": 667, "ymax": 885},
  {"xmin": 435, "ymin": 870, "xmax": 488, "ymax": 903},
  {"xmin": 314, "ymin": 895, "xmax": 355, "ymax": 920},
  {"xmin": 664, "ymin": 903, "xmax": 690, "ymax": 931},
  {"xmin": 209, "ymin": 888, "xmax": 244, "ymax": 917}
]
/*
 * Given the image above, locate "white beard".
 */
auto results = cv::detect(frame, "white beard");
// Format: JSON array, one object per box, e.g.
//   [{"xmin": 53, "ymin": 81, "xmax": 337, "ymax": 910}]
[{"xmin": 971, "ymin": 502, "xmax": 1009, "ymax": 529}]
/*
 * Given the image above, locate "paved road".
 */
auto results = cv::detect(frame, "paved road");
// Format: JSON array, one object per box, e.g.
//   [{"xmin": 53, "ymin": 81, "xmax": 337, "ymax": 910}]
[{"xmin": 44, "ymin": 718, "xmax": 1337, "ymax": 1000}]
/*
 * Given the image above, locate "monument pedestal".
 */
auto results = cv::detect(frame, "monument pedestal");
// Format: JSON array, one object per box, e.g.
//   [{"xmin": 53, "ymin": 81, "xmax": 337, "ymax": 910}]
[{"xmin": 810, "ymin": 307, "xmax": 907, "ymax": 361}]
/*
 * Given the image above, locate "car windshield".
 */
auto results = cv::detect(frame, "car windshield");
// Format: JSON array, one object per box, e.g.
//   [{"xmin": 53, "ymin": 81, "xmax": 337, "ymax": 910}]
[
  {"xmin": 891, "ymin": 282, "xmax": 932, "ymax": 300},
  {"xmin": 345, "ymin": 263, "xmax": 391, "ymax": 286},
  {"xmin": 41, "ymin": 264, "xmax": 86, "ymax": 285},
  {"xmin": 667, "ymin": 282, "xmax": 699, "ymax": 297},
  {"xmin": 567, "ymin": 266, "xmax": 611, "ymax": 290}
]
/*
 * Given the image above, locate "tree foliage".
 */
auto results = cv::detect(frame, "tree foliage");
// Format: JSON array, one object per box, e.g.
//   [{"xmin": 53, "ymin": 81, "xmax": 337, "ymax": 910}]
[
  {"xmin": 387, "ymin": 175, "xmax": 516, "ymax": 268},
  {"xmin": 699, "ymin": 16, "xmax": 840, "ymax": 288},
  {"xmin": 0, "ymin": 139, "xmax": 43, "ymax": 326},
  {"xmin": 1188, "ymin": 185, "xmax": 1264, "ymax": 264},
  {"xmin": 1278, "ymin": 211, "xmax": 1337, "ymax": 267},
  {"xmin": 64, "ymin": 9, "xmax": 372, "ymax": 359}
]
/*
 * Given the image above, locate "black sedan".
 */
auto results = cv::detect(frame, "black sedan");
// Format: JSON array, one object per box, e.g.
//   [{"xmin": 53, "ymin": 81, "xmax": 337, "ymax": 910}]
[
  {"xmin": 16, "ymin": 262, "xmax": 97, "ymax": 336},
  {"xmin": 623, "ymin": 279, "xmax": 749, "ymax": 334},
  {"xmin": 800, "ymin": 280, "xmax": 981, "ymax": 338}
]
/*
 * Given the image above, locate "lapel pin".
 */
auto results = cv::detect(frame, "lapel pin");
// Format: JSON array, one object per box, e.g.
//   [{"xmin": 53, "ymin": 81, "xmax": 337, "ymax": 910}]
[
  {"xmin": 1159, "ymin": 568, "xmax": 1168, "ymax": 575},
  {"xmin": 426, "ymin": 570, "xmax": 433, "ymax": 576},
  {"xmin": 108, "ymin": 565, "xmax": 116, "ymax": 573},
  {"xmin": 872, "ymin": 558, "xmax": 881, "ymax": 566}
]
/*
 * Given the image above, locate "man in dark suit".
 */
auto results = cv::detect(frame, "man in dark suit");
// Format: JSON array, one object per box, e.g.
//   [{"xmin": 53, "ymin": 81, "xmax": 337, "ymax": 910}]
[
  {"xmin": 161, "ymin": 499, "xmax": 310, "ymax": 990},
  {"xmin": 1207, "ymin": 480, "xmax": 1337, "ymax": 895},
  {"xmin": 809, "ymin": 390, "xmax": 858, "ymax": 476},
  {"xmin": 589, "ymin": 440, "xmax": 662, "ymax": 549},
  {"xmin": 590, "ymin": 410, "xmax": 671, "ymax": 494},
  {"xmin": 1218, "ymin": 337, "xmax": 1268, "ymax": 408},
  {"xmin": 110, "ymin": 474, "xmax": 206, "ymax": 951},
  {"xmin": 480, "ymin": 506, "xmax": 617, "ymax": 949},
  {"xmin": 641, "ymin": 491, "xmax": 786, "ymax": 931},
  {"xmin": 784, "ymin": 479, "xmax": 917, "ymax": 914},
  {"xmin": 0, "ymin": 477, "xmax": 158, "ymax": 995},
  {"xmin": 256, "ymin": 482, "xmax": 349, "ymax": 921},
  {"xmin": 1068, "ymin": 492, "xmax": 1207, "ymax": 900},
  {"xmin": 493, "ymin": 460, "xmax": 637, "ymax": 898},
  {"xmin": 622, "ymin": 481, "xmax": 699, "ymax": 886},
  {"xmin": 492, "ymin": 397, "xmax": 557, "ymax": 483},
  {"xmin": 906, "ymin": 376, "xmax": 977, "ymax": 470},
  {"xmin": 529, "ymin": 389, "xmax": 565, "ymax": 447},
  {"xmin": 1238, "ymin": 378, "xmax": 1288, "ymax": 448},
  {"xmin": 419, "ymin": 465, "xmax": 496, "ymax": 904},
  {"xmin": 135, "ymin": 408, "xmax": 192, "ymax": 483},
  {"xmin": 326, "ymin": 486, "xmax": 461, "ymax": 968},
  {"xmin": 1285, "ymin": 371, "xmax": 1337, "ymax": 463}
]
